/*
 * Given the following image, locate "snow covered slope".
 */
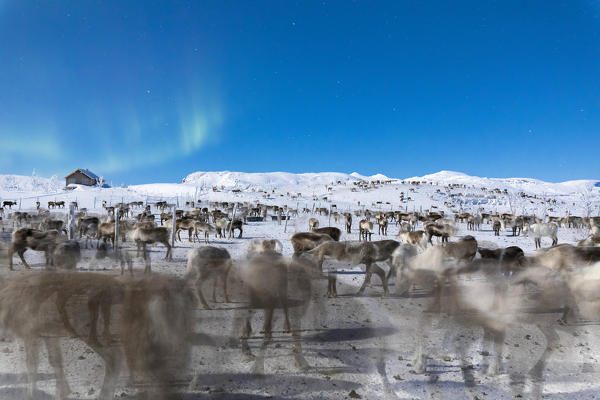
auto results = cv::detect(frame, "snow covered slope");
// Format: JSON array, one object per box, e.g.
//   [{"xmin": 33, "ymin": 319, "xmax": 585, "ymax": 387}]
[
  {"xmin": 182, "ymin": 171, "xmax": 392, "ymax": 190},
  {"xmin": 408, "ymin": 170, "xmax": 599, "ymax": 195},
  {"xmin": 0, "ymin": 170, "xmax": 598, "ymax": 218}
]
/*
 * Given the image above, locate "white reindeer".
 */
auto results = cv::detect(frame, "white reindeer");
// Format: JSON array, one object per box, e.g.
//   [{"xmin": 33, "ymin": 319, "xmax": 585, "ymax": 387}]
[{"xmin": 524, "ymin": 222, "xmax": 558, "ymax": 249}]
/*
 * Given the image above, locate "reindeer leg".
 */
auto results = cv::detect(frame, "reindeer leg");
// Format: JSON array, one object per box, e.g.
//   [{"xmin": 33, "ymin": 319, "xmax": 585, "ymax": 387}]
[
  {"xmin": 241, "ymin": 308, "xmax": 255, "ymax": 359},
  {"xmin": 195, "ymin": 275, "xmax": 211, "ymax": 309},
  {"xmin": 212, "ymin": 274, "xmax": 218, "ymax": 303},
  {"xmin": 254, "ymin": 307, "xmax": 274, "ymax": 375},
  {"xmin": 24, "ymin": 337, "xmax": 40, "ymax": 400},
  {"xmin": 291, "ymin": 310, "xmax": 309, "ymax": 371},
  {"xmin": 357, "ymin": 263, "xmax": 373, "ymax": 295},
  {"xmin": 143, "ymin": 244, "xmax": 152, "ymax": 273},
  {"xmin": 18, "ymin": 248, "xmax": 31, "ymax": 269},
  {"xmin": 529, "ymin": 325, "xmax": 559, "ymax": 400},
  {"xmin": 223, "ymin": 268, "xmax": 231, "ymax": 303},
  {"xmin": 327, "ymin": 272, "xmax": 337, "ymax": 297},
  {"xmin": 370, "ymin": 264, "xmax": 388, "ymax": 296},
  {"xmin": 165, "ymin": 241, "xmax": 172, "ymax": 261},
  {"xmin": 44, "ymin": 337, "xmax": 71, "ymax": 400}
]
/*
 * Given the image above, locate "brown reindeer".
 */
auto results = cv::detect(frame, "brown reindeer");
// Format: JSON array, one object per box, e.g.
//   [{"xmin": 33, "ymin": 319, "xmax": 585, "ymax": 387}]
[
  {"xmin": 0, "ymin": 272, "xmax": 197, "ymax": 400},
  {"xmin": 424, "ymin": 221, "xmax": 456, "ymax": 244},
  {"xmin": 312, "ymin": 226, "xmax": 341, "ymax": 241},
  {"xmin": 377, "ymin": 216, "xmax": 388, "ymax": 235},
  {"xmin": 493, "ymin": 219, "xmax": 502, "ymax": 236},
  {"xmin": 130, "ymin": 226, "xmax": 173, "ymax": 272},
  {"xmin": 8, "ymin": 228, "xmax": 65, "ymax": 270},
  {"xmin": 290, "ymin": 231, "xmax": 334, "ymax": 253},
  {"xmin": 308, "ymin": 217, "xmax": 319, "ymax": 231},
  {"xmin": 193, "ymin": 221, "xmax": 216, "ymax": 243},
  {"xmin": 344, "ymin": 213, "xmax": 352, "ymax": 233},
  {"xmin": 308, "ymin": 239, "xmax": 400, "ymax": 297},
  {"xmin": 231, "ymin": 251, "xmax": 313, "ymax": 374},
  {"xmin": 185, "ymin": 246, "xmax": 233, "ymax": 309}
]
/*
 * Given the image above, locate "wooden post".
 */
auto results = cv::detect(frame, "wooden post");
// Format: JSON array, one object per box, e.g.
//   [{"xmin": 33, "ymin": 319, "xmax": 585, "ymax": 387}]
[
  {"xmin": 68, "ymin": 203, "xmax": 76, "ymax": 240},
  {"xmin": 171, "ymin": 205, "xmax": 177, "ymax": 247},
  {"xmin": 284, "ymin": 209, "xmax": 289, "ymax": 233},
  {"xmin": 19, "ymin": 198, "xmax": 22, "ymax": 210},
  {"xmin": 114, "ymin": 207, "xmax": 120, "ymax": 251},
  {"xmin": 328, "ymin": 204, "xmax": 332, "ymax": 226}
]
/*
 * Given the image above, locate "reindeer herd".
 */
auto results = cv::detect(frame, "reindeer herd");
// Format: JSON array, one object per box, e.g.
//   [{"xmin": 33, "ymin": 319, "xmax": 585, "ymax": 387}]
[{"xmin": 0, "ymin": 192, "xmax": 599, "ymax": 399}]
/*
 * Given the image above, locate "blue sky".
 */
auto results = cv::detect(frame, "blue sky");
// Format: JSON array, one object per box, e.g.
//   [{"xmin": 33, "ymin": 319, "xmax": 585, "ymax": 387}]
[{"xmin": 1, "ymin": 1, "xmax": 599, "ymax": 184}]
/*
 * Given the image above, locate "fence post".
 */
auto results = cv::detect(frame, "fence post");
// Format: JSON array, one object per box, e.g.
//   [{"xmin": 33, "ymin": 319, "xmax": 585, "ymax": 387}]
[
  {"xmin": 328, "ymin": 204, "xmax": 332, "ymax": 226},
  {"xmin": 170, "ymin": 205, "xmax": 177, "ymax": 247},
  {"xmin": 114, "ymin": 208, "xmax": 120, "ymax": 252},
  {"xmin": 69, "ymin": 203, "xmax": 76, "ymax": 240},
  {"xmin": 19, "ymin": 198, "xmax": 22, "ymax": 210}
]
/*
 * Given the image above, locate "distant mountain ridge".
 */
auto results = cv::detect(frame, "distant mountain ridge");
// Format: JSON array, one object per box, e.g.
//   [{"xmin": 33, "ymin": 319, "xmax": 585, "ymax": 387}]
[
  {"xmin": 0, "ymin": 170, "xmax": 597, "ymax": 196},
  {"xmin": 406, "ymin": 170, "xmax": 599, "ymax": 195},
  {"xmin": 182, "ymin": 171, "xmax": 393, "ymax": 190}
]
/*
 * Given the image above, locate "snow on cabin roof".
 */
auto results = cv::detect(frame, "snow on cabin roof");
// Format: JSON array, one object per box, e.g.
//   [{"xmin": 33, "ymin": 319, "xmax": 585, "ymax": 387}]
[{"xmin": 65, "ymin": 169, "xmax": 100, "ymax": 180}]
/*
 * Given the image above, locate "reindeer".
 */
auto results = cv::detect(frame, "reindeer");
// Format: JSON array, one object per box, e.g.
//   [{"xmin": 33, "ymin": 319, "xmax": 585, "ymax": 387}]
[
  {"xmin": 307, "ymin": 239, "xmax": 400, "ymax": 297},
  {"xmin": 231, "ymin": 250, "xmax": 313, "ymax": 374},
  {"xmin": 95, "ymin": 242, "xmax": 133, "ymax": 275},
  {"xmin": 466, "ymin": 214, "xmax": 481, "ymax": 231},
  {"xmin": 0, "ymin": 272, "xmax": 197, "ymax": 400},
  {"xmin": 174, "ymin": 217, "xmax": 196, "ymax": 242},
  {"xmin": 523, "ymin": 222, "xmax": 558, "ymax": 249},
  {"xmin": 344, "ymin": 213, "xmax": 352, "ymax": 233},
  {"xmin": 193, "ymin": 221, "xmax": 216, "ymax": 244},
  {"xmin": 2, "ymin": 200, "xmax": 17, "ymax": 209},
  {"xmin": 358, "ymin": 219, "xmax": 373, "ymax": 241},
  {"xmin": 96, "ymin": 221, "xmax": 129, "ymax": 247},
  {"xmin": 493, "ymin": 219, "xmax": 502, "ymax": 236},
  {"xmin": 39, "ymin": 218, "xmax": 67, "ymax": 234},
  {"xmin": 185, "ymin": 246, "xmax": 233, "ymax": 309},
  {"xmin": 247, "ymin": 239, "xmax": 283, "ymax": 256},
  {"xmin": 308, "ymin": 217, "xmax": 319, "ymax": 231},
  {"xmin": 227, "ymin": 219, "xmax": 243, "ymax": 238},
  {"xmin": 129, "ymin": 226, "xmax": 173, "ymax": 271},
  {"xmin": 8, "ymin": 228, "xmax": 65, "ymax": 270},
  {"xmin": 77, "ymin": 216, "xmax": 99, "ymax": 248},
  {"xmin": 424, "ymin": 220, "xmax": 456, "ymax": 244},
  {"xmin": 377, "ymin": 216, "xmax": 388, "ymax": 235},
  {"xmin": 397, "ymin": 230, "xmax": 428, "ymax": 250},
  {"xmin": 50, "ymin": 240, "xmax": 81, "ymax": 270},
  {"xmin": 290, "ymin": 232, "xmax": 334, "ymax": 254},
  {"xmin": 531, "ymin": 244, "xmax": 600, "ymax": 271},
  {"xmin": 395, "ymin": 254, "xmax": 577, "ymax": 399},
  {"xmin": 312, "ymin": 226, "xmax": 341, "ymax": 241},
  {"xmin": 578, "ymin": 235, "xmax": 600, "ymax": 247}
]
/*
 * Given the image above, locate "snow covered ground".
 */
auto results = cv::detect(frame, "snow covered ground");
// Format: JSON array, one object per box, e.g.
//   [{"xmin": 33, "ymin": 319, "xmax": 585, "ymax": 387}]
[{"xmin": 0, "ymin": 169, "xmax": 599, "ymax": 399}]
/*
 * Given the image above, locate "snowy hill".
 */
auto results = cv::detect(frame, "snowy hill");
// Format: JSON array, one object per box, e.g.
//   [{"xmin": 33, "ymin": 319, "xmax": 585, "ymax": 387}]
[
  {"xmin": 0, "ymin": 174, "xmax": 63, "ymax": 194},
  {"xmin": 407, "ymin": 170, "xmax": 599, "ymax": 195},
  {"xmin": 181, "ymin": 171, "xmax": 392, "ymax": 190},
  {"xmin": 0, "ymin": 170, "xmax": 598, "ymax": 218}
]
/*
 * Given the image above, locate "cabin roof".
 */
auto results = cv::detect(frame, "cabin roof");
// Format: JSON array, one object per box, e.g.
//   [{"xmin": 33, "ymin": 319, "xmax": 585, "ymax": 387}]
[{"xmin": 65, "ymin": 169, "xmax": 99, "ymax": 180}]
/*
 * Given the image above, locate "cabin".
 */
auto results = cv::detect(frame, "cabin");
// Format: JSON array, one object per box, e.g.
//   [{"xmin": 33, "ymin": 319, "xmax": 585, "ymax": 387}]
[{"xmin": 65, "ymin": 169, "xmax": 100, "ymax": 186}]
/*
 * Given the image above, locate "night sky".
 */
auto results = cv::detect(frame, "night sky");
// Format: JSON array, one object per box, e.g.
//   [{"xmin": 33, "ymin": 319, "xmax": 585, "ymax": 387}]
[{"xmin": 1, "ymin": 1, "xmax": 598, "ymax": 184}]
